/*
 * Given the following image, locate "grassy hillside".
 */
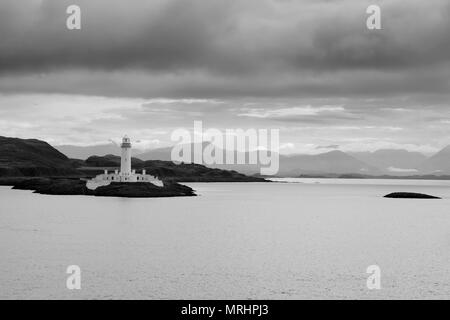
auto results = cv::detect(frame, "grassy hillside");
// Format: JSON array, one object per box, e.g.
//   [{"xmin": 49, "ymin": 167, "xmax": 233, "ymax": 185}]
[{"xmin": 0, "ymin": 136, "xmax": 79, "ymax": 176}]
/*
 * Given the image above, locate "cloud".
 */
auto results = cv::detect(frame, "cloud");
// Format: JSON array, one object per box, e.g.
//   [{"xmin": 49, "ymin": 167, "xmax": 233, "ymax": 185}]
[
  {"xmin": 387, "ymin": 167, "xmax": 419, "ymax": 173},
  {"xmin": 238, "ymin": 105, "xmax": 345, "ymax": 118},
  {"xmin": 280, "ymin": 142, "xmax": 295, "ymax": 150},
  {"xmin": 0, "ymin": 0, "xmax": 449, "ymax": 153},
  {"xmin": 316, "ymin": 145, "xmax": 340, "ymax": 150},
  {"xmin": 143, "ymin": 99, "xmax": 223, "ymax": 105},
  {"xmin": 0, "ymin": 0, "xmax": 448, "ymax": 99}
]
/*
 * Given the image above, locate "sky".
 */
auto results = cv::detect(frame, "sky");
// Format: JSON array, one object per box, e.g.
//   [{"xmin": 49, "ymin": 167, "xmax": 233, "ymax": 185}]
[{"xmin": 0, "ymin": 0, "xmax": 449, "ymax": 154}]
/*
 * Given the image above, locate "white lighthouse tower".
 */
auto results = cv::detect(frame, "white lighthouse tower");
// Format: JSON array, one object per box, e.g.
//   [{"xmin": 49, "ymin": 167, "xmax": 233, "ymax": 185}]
[
  {"xmin": 120, "ymin": 135, "xmax": 132, "ymax": 177},
  {"xmin": 87, "ymin": 134, "xmax": 164, "ymax": 188}
]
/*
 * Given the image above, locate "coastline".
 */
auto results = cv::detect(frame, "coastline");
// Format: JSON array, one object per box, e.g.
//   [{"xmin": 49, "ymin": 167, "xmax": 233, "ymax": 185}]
[{"xmin": 0, "ymin": 177, "xmax": 196, "ymax": 198}]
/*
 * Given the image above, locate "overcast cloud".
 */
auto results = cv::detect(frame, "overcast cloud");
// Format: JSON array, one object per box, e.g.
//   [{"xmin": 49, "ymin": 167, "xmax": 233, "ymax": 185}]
[{"xmin": 0, "ymin": 0, "xmax": 449, "ymax": 153}]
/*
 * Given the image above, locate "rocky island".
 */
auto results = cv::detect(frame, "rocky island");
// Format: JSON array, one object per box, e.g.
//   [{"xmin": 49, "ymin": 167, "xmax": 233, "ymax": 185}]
[
  {"xmin": 5, "ymin": 177, "xmax": 195, "ymax": 198},
  {"xmin": 384, "ymin": 192, "xmax": 441, "ymax": 199}
]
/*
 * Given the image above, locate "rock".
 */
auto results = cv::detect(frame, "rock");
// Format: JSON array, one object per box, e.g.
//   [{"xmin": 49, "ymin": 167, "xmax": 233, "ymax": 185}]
[
  {"xmin": 384, "ymin": 192, "xmax": 441, "ymax": 199},
  {"xmin": 4, "ymin": 177, "xmax": 195, "ymax": 198},
  {"xmin": 94, "ymin": 182, "xmax": 195, "ymax": 198},
  {"xmin": 12, "ymin": 177, "xmax": 91, "ymax": 195}
]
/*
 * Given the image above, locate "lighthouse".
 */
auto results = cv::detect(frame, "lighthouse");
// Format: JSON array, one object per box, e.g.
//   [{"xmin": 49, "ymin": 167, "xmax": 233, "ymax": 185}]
[
  {"xmin": 87, "ymin": 134, "xmax": 163, "ymax": 188},
  {"xmin": 120, "ymin": 135, "xmax": 132, "ymax": 176}
]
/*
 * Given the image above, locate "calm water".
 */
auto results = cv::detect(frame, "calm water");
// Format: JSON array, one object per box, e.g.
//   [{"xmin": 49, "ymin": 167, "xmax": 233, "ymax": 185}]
[{"xmin": 0, "ymin": 179, "xmax": 450, "ymax": 299}]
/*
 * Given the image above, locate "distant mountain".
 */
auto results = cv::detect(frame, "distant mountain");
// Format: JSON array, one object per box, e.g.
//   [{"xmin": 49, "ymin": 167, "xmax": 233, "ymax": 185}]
[
  {"xmin": 205, "ymin": 150, "xmax": 381, "ymax": 176},
  {"xmin": 136, "ymin": 143, "xmax": 273, "ymax": 174},
  {"xmin": 55, "ymin": 143, "xmax": 142, "ymax": 160},
  {"xmin": 136, "ymin": 145, "xmax": 380, "ymax": 176},
  {"xmin": 278, "ymin": 150, "xmax": 380, "ymax": 176},
  {"xmin": 55, "ymin": 143, "xmax": 120, "ymax": 159},
  {"xmin": 135, "ymin": 146, "xmax": 176, "ymax": 161},
  {"xmin": 417, "ymin": 146, "xmax": 450, "ymax": 174},
  {"xmin": 51, "ymin": 141, "xmax": 450, "ymax": 177},
  {"xmin": 0, "ymin": 136, "xmax": 78, "ymax": 176},
  {"xmin": 349, "ymin": 149, "xmax": 427, "ymax": 174},
  {"xmin": 135, "ymin": 143, "xmax": 386, "ymax": 176},
  {"xmin": 85, "ymin": 154, "xmax": 144, "ymax": 167},
  {"xmin": 135, "ymin": 142, "xmax": 211, "ymax": 161}
]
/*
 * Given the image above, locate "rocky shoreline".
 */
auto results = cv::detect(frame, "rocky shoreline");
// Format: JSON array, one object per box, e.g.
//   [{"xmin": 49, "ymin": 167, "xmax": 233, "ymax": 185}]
[{"xmin": 0, "ymin": 177, "xmax": 196, "ymax": 198}]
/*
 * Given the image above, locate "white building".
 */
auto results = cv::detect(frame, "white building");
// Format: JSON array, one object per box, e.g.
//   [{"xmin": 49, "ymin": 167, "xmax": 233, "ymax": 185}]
[{"xmin": 87, "ymin": 135, "xmax": 163, "ymax": 189}]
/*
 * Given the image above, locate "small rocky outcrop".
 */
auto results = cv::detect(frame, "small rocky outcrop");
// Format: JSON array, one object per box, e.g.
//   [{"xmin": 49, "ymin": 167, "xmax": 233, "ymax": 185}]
[
  {"xmin": 384, "ymin": 192, "xmax": 441, "ymax": 199},
  {"xmin": 94, "ymin": 182, "xmax": 195, "ymax": 198},
  {"xmin": 5, "ymin": 177, "xmax": 195, "ymax": 198}
]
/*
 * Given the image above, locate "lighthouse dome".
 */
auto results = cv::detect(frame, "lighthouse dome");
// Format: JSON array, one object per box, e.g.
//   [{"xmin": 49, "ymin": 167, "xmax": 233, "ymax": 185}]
[{"xmin": 121, "ymin": 135, "xmax": 131, "ymax": 148}]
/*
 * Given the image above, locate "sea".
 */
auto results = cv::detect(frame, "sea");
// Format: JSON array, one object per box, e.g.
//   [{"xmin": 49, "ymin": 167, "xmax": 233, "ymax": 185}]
[{"xmin": 0, "ymin": 178, "xmax": 449, "ymax": 299}]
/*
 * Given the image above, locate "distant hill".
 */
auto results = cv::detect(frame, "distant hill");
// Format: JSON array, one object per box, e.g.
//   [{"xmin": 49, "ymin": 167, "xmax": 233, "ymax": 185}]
[
  {"xmin": 135, "ymin": 144, "xmax": 379, "ymax": 176},
  {"xmin": 350, "ymin": 149, "xmax": 427, "ymax": 174},
  {"xmin": 78, "ymin": 154, "xmax": 264, "ymax": 182},
  {"xmin": 85, "ymin": 154, "xmax": 144, "ymax": 167},
  {"xmin": 135, "ymin": 142, "xmax": 215, "ymax": 162},
  {"xmin": 278, "ymin": 150, "xmax": 380, "ymax": 176},
  {"xmin": 136, "ymin": 143, "xmax": 278, "ymax": 175},
  {"xmin": 201, "ymin": 150, "xmax": 380, "ymax": 176},
  {"xmin": 0, "ymin": 136, "xmax": 78, "ymax": 176},
  {"xmin": 55, "ymin": 143, "xmax": 121, "ymax": 159},
  {"xmin": 49, "ymin": 140, "xmax": 450, "ymax": 177},
  {"xmin": 123, "ymin": 144, "xmax": 381, "ymax": 176},
  {"xmin": 55, "ymin": 143, "xmax": 143, "ymax": 160},
  {"xmin": 134, "ymin": 146, "xmax": 174, "ymax": 161},
  {"xmin": 417, "ymin": 146, "xmax": 450, "ymax": 174}
]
